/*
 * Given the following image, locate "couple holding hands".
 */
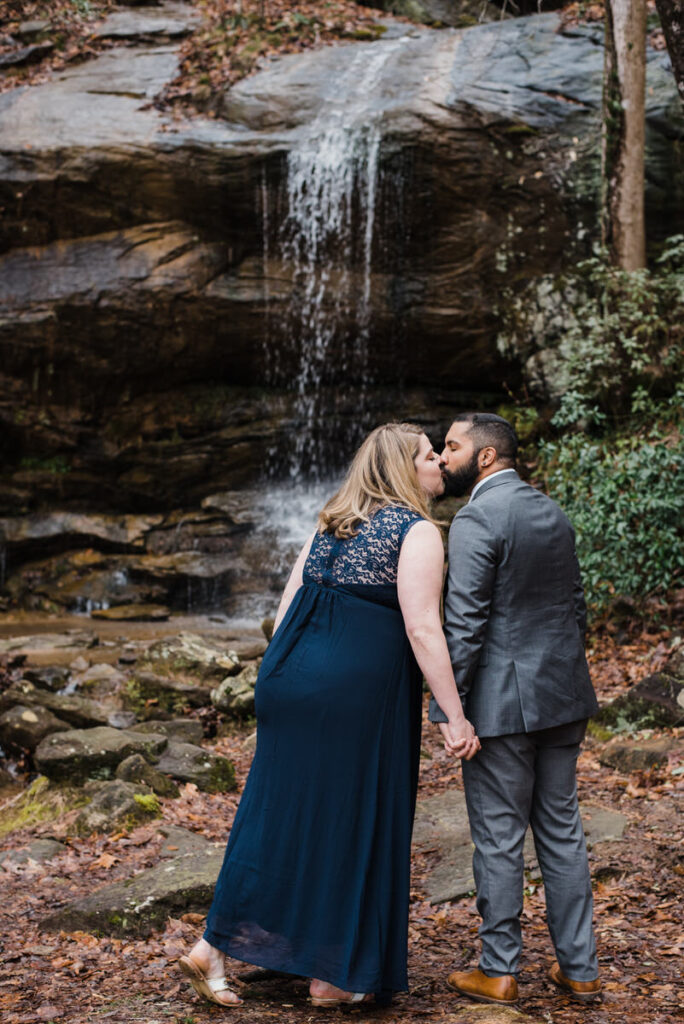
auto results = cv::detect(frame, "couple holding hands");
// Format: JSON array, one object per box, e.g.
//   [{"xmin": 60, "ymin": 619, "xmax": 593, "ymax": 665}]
[{"xmin": 179, "ymin": 412, "xmax": 602, "ymax": 1010}]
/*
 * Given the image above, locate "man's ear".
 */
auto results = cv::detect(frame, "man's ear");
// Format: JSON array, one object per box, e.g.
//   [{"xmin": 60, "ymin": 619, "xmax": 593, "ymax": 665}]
[{"xmin": 479, "ymin": 446, "xmax": 497, "ymax": 469}]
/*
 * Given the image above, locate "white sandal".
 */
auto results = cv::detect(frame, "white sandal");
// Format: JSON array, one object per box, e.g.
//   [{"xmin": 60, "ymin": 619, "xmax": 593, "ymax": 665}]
[
  {"xmin": 179, "ymin": 954, "xmax": 243, "ymax": 1006},
  {"xmin": 310, "ymin": 991, "xmax": 372, "ymax": 1007}
]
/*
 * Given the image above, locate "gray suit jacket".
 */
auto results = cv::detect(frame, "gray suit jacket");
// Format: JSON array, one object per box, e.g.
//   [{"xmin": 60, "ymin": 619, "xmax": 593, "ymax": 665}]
[{"xmin": 429, "ymin": 471, "xmax": 598, "ymax": 737}]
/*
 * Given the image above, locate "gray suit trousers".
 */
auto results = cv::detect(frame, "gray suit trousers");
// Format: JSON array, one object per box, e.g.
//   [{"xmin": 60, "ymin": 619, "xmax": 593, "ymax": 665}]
[{"xmin": 461, "ymin": 719, "xmax": 598, "ymax": 980}]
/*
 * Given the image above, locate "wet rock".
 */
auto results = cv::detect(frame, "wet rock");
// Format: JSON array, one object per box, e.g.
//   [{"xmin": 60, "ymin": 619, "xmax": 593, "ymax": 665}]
[
  {"xmin": 413, "ymin": 791, "xmax": 628, "ymax": 904},
  {"xmin": 124, "ymin": 671, "xmax": 213, "ymax": 714},
  {"xmin": 211, "ymin": 662, "xmax": 259, "ymax": 716},
  {"xmin": 143, "ymin": 632, "xmax": 241, "ymax": 679},
  {"xmin": 130, "ymin": 718, "xmax": 204, "ymax": 745},
  {"xmin": 0, "ymin": 681, "xmax": 115, "ymax": 730},
  {"xmin": 91, "ymin": 604, "xmax": 171, "ymax": 621},
  {"xmin": 0, "ymin": 704, "xmax": 70, "ymax": 754},
  {"xmin": 0, "ymin": 511, "xmax": 161, "ymax": 555},
  {"xmin": 107, "ymin": 711, "xmax": 139, "ymax": 730},
  {"xmin": 23, "ymin": 666, "xmax": 70, "ymax": 692},
  {"xmin": 155, "ymin": 741, "xmax": 236, "ymax": 793},
  {"xmin": 599, "ymin": 735, "xmax": 679, "ymax": 773},
  {"xmin": 41, "ymin": 845, "xmax": 225, "ymax": 937},
  {"xmin": 34, "ymin": 726, "xmax": 167, "ymax": 783},
  {"xmin": 0, "ymin": 838, "xmax": 67, "ymax": 868},
  {"xmin": 200, "ymin": 491, "xmax": 257, "ymax": 527},
  {"xmin": 115, "ymin": 753, "xmax": 180, "ymax": 798},
  {"xmin": 76, "ymin": 779, "xmax": 161, "ymax": 834},
  {"xmin": 0, "ymin": 632, "xmax": 98, "ymax": 656}
]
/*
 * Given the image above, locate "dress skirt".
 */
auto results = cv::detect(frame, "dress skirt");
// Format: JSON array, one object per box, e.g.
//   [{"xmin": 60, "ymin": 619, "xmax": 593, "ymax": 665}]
[{"xmin": 204, "ymin": 580, "xmax": 423, "ymax": 994}]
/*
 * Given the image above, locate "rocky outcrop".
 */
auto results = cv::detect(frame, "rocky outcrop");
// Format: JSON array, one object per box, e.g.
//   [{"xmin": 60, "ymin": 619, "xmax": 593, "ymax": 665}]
[
  {"xmin": 34, "ymin": 725, "xmax": 168, "ymax": 782},
  {"xmin": 0, "ymin": 14, "xmax": 681, "ymax": 512},
  {"xmin": 41, "ymin": 842, "xmax": 225, "ymax": 937},
  {"xmin": 75, "ymin": 779, "xmax": 161, "ymax": 834},
  {"xmin": 154, "ymin": 740, "xmax": 236, "ymax": 792}
]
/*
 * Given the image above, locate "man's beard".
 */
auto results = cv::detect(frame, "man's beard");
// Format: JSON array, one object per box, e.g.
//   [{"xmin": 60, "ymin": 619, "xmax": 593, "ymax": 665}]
[{"xmin": 441, "ymin": 451, "xmax": 480, "ymax": 498}]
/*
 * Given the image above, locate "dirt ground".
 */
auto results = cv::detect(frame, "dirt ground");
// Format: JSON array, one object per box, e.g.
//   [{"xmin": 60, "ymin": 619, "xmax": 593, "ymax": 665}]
[{"xmin": 0, "ymin": 628, "xmax": 682, "ymax": 1024}]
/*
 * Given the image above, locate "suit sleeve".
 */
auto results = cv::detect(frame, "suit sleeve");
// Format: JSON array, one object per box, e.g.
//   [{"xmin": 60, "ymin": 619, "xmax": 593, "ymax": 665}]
[{"xmin": 428, "ymin": 504, "xmax": 499, "ymax": 723}]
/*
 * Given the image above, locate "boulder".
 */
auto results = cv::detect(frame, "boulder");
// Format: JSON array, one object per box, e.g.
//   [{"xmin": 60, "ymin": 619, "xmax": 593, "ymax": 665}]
[
  {"xmin": 599, "ymin": 736, "xmax": 679, "ymax": 773},
  {"xmin": 156, "ymin": 823, "xmax": 214, "ymax": 859},
  {"xmin": 0, "ymin": 681, "xmax": 115, "ymax": 730},
  {"xmin": 76, "ymin": 780, "xmax": 161, "ymax": 834},
  {"xmin": 0, "ymin": 838, "xmax": 67, "ymax": 868},
  {"xmin": 130, "ymin": 718, "xmax": 204, "ymax": 745},
  {"xmin": 594, "ymin": 653, "xmax": 684, "ymax": 731},
  {"xmin": 23, "ymin": 666, "xmax": 70, "ymax": 692},
  {"xmin": 0, "ymin": 704, "xmax": 70, "ymax": 754},
  {"xmin": 41, "ymin": 845, "xmax": 225, "ymax": 937},
  {"xmin": 0, "ymin": 632, "xmax": 98, "ymax": 656},
  {"xmin": 70, "ymin": 662, "xmax": 128, "ymax": 698},
  {"xmin": 115, "ymin": 753, "xmax": 180, "ymax": 798},
  {"xmin": 154, "ymin": 741, "xmax": 236, "ymax": 793},
  {"xmin": 34, "ymin": 726, "xmax": 167, "ymax": 782},
  {"xmin": 211, "ymin": 662, "xmax": 259, "ymax": 716},
  {"xmin": 124, "ymin": 671, "xmax": 213, "ymax": 714},
  {"xmin": 142, "ymin": 632, "xmax": 242, "ymax": 679}
]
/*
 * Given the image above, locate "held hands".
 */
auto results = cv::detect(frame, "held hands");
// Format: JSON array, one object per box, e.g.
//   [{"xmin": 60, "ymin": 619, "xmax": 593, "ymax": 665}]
[{"xmin": 439, "ymin": 718, "xmax": 480, "ymax": 760}]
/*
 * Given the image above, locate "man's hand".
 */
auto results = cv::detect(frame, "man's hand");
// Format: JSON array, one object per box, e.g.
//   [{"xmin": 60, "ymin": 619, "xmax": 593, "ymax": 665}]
[{"xmin": 439, "ymin": 719, "xmax": 480, "ymax": 760}]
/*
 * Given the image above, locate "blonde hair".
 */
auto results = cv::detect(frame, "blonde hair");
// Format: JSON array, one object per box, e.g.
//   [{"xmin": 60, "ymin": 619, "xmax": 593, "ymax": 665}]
[{"xmin": 318, "ymin": 422, "xmax": 441, "ymax": 539}]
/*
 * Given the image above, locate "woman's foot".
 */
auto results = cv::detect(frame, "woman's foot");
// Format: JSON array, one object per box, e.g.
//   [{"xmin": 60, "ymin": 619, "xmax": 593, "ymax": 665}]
[
  {"xmin": 179, "ymin": 939, "xmax": 242, "ymax": 1006},
  {"xmin": 309, "ymin": 979, "xmax": 371, "ymax": 1006}
]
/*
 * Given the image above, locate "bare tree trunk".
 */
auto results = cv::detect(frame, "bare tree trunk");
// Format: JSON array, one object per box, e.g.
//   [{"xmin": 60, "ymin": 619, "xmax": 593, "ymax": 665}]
[
  {"xmin": 601, "ymin": 0, "xmax": 647, "ymax": 270},
  {"xmin": 655, "ymin": 0, "xmax": 684, "ymax": 110}
]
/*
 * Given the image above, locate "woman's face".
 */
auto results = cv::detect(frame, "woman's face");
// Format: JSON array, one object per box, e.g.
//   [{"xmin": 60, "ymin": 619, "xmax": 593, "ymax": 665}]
[{"xmin": 414, "ymin": 433, "xmax": 445, "ymax": 498}]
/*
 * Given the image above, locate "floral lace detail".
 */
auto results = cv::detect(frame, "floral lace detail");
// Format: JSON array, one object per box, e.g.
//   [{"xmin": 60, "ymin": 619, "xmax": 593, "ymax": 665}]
[{"xmin": 303, "ymin": 504, "xmax": 424, "ymax": 587}]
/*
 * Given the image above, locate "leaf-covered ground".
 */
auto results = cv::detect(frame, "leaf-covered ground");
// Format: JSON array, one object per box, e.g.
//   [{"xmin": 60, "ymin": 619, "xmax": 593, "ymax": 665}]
[
  {"xmin": 0, "ymin": 1, "xmax": 402, "ymax": 106},
  {"xmin": 0, "ymin": 623, "xmax": 682, "ymax": 1024}
]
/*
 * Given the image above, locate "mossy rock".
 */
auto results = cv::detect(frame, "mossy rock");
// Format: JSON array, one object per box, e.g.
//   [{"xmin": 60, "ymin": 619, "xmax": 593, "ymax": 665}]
[
  {"xmin": 41, "ymin": 846, "xmax": 225, "ymax": 937},
  {"xmin": 593, "ymin": 669, "xmax": 684, "ymax": 732},
  {"xmin": 0, "ymin": 776, "xmax": 88, "ymax": 837},
  {"xmin": 124, "ymin": 672, "xmax": 212, "ymax": 715},
  {"xmin": 35, "ymin": 726, "xmax": 168, "ymax": 783},
  {"xmin": 155, "ymin": 741, "xmax": 236, "ymax": 793},
  {"xmin": 75, "ymin": 780, "xmax": 161, "ymax": 835}
]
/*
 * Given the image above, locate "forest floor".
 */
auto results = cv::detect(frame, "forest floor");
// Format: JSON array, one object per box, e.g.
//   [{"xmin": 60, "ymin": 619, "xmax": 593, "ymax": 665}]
[{"xmin": 0, "ymin": 624, "xmax": 682, "ymax": 1024}]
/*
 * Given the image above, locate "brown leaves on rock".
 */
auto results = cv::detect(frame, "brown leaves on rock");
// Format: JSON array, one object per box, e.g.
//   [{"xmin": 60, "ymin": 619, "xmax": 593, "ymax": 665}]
[
  {"xmin": 158, "ymin": 0, "xmax": 398, "ymax": 115},
  {"xmin": 0, "ymin": 1, "xmax": 116, "ymax": 94}
]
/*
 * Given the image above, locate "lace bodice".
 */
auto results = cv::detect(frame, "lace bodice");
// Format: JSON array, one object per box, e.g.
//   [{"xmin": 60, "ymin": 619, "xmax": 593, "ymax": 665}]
[{"xmin": 303, "ymin": 504, "xmax": 424, "ymax": 587}]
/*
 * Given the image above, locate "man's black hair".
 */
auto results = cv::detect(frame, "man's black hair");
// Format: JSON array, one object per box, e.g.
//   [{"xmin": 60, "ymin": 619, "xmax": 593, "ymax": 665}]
[{"xmin": 452, "ymin": 412, "xmax": 519, "ymax": 465}]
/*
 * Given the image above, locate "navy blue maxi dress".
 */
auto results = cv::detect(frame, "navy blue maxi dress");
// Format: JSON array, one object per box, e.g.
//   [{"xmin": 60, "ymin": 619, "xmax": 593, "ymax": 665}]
[{"xmin": 204, "ymin": 504, "xmax": 424, "ymax": 995}]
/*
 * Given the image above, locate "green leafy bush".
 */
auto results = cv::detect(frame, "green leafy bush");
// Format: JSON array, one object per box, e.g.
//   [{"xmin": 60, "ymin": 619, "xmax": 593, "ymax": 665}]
[
  {"xmin": 531, "ymin": 239, "xmax": 684, "ymax": 615},
  {"xmin": 538, "ymin": 423, "xmax": 684, "ymax": 613}
]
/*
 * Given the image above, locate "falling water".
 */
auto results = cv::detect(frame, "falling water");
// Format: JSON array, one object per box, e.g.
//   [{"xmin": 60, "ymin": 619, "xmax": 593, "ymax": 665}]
[{"xmin": 262, "ymin": 40, "xmax": 406, "ymax": 479}]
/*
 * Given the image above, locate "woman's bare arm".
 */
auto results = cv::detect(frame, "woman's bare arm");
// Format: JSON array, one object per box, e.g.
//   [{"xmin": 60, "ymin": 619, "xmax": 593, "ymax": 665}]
[{"xmin": 397, "ymin": 520, "xmax": 480, "ymax": 759}]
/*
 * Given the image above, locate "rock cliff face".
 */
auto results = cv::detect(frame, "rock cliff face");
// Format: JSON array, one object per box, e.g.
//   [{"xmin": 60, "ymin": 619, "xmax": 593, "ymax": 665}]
[{"xmin": 0, "ymin": 8, "xmax": 682, "ymax": 513}]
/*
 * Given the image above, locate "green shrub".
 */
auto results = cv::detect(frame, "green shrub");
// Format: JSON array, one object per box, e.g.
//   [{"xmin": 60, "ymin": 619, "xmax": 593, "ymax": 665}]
[
  {"xmin": 528, "ymin": 238, "xmax": 684, "ymax": 615},
  {"xmin": 538, "ymin": 425, "xmax": 684, "ymax": 614}
]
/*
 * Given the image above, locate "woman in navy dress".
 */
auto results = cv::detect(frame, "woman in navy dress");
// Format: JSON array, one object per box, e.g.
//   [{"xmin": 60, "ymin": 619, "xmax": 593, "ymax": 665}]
[{"xmin": 180, "ymin": 423, "xmax": 479, "ymax": 1007}]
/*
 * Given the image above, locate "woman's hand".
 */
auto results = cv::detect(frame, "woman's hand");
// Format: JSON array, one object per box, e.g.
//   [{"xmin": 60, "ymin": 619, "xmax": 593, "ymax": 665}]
[{"xmin": 439, "ymin": 718, "xmax": 480, "ymax": 760}]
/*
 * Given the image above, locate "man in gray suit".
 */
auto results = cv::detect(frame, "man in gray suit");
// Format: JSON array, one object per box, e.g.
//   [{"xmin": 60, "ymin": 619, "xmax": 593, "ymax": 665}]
[{"xmin": 430, "ymin": 412, "xmax": 602, "ymax": 1006}]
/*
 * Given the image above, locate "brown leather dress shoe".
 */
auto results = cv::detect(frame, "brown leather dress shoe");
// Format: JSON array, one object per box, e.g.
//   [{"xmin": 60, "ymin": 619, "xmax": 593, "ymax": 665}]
[
  {"xmin": 549, "ymin": 961, "xmax": 602, "ymax": 1003},
  {"xmin": 447, "ymin": 968, "xmax": 518, "ymax": 1005}
]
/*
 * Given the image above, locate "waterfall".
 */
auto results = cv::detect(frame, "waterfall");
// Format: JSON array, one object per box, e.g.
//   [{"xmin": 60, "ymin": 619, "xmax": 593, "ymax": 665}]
[{"xmin": 263, "ymin": 40, "xmax": 406, "ymax": 480}]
